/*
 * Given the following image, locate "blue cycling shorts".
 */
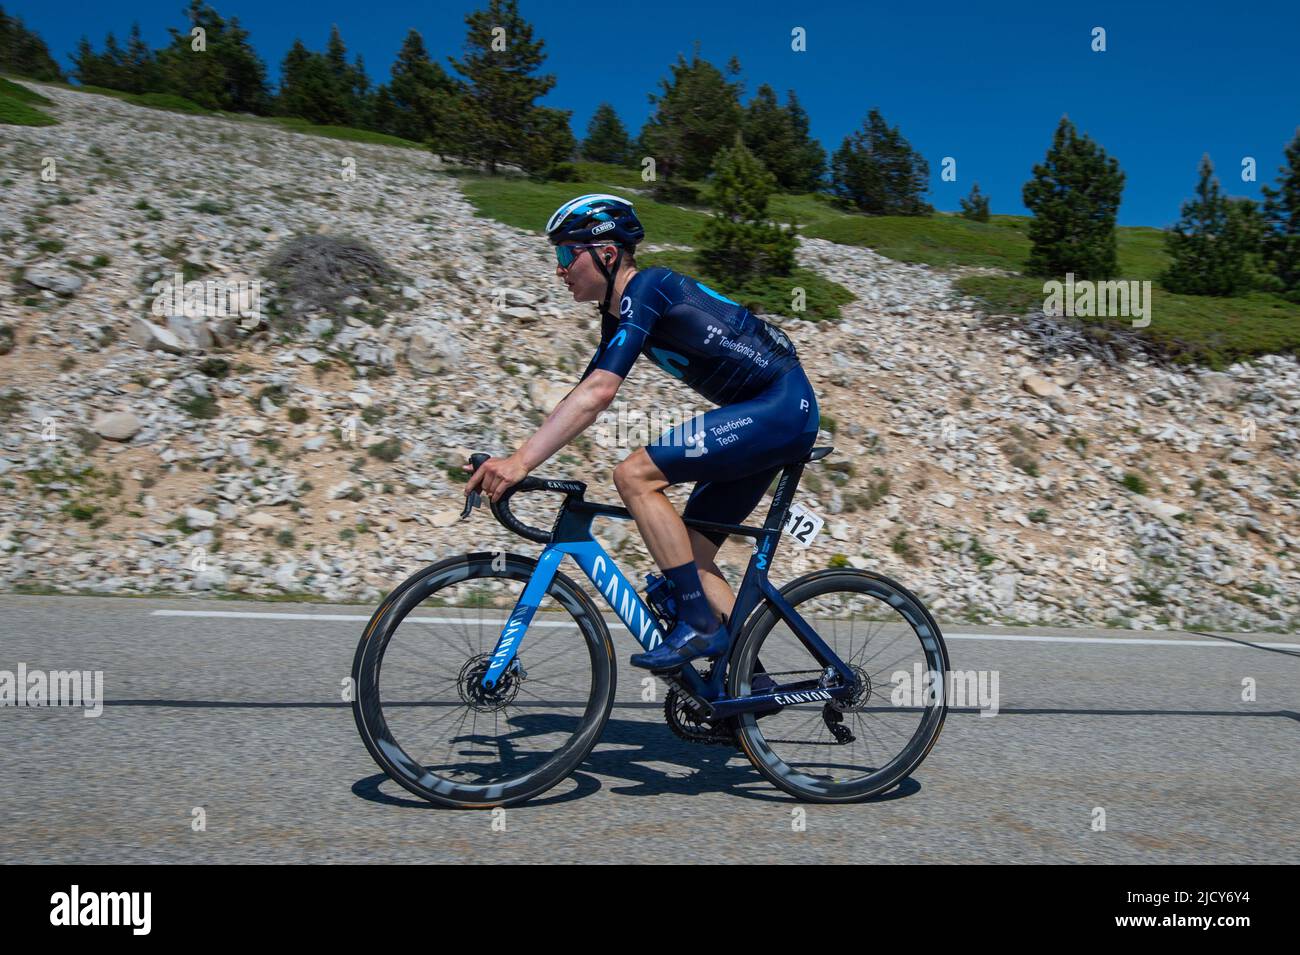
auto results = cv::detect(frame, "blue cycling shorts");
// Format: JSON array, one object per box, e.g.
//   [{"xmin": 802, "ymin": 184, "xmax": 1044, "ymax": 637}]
[{"xmin": 644, "ymin": 366, "xmax": 820, "ymax": 547}]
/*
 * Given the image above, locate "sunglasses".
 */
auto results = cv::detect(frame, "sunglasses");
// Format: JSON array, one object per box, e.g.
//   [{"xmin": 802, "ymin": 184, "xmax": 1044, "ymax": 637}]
[{"xmin": 555, "ymin": 243, "xmax": 611, "ymax": 269}]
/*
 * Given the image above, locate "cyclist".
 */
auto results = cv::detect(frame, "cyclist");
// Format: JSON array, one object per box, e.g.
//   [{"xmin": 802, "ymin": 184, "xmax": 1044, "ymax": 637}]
[{"xmin": 465, "ymin": 194, "xmax": 820, "ymax": 671}]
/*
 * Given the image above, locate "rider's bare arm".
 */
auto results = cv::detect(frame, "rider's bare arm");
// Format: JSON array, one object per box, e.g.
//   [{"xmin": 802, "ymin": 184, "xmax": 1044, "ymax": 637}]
[{"xmin": 516, "ymin": 370, "xmax": 623, "ymax": 471}]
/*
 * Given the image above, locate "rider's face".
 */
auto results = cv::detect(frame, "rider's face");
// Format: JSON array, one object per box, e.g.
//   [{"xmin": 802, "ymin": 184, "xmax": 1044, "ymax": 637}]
[{"xmin": 556, "ymin": 243, "xmax": 617, "ymax": 302}]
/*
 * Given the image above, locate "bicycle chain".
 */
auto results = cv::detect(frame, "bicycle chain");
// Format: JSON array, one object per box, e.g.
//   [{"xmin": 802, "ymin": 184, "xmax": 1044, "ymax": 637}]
[{"xmin": 662, "ymin": 668, "xmax": 849, "ymax": 747}]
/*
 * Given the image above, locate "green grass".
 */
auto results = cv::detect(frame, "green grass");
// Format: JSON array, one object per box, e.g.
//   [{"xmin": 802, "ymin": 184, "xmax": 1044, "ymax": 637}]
[
  {"xmin": 459, "ymin": 163, "xmax": 853, "ymax": 321},
  {"xmin": 459, "ymin": 168, "xmax": 709, "ymax": 243},
  {"xmin": 6, "ymin": 79, "xmax": 209, "ymax": 117},
  {"xmin": 775, "ymin": 200, "xmax": 1173, "ymax": 277},
  {"xmin": 0, "ymin": 90, "xmax": 56, "ymax": 126},
  {"xmin": 75, "ymin": 84, "xmax": 209, "ymax": 115},
  {"xmin": 565, "ymin": 161, "xmax": 649, "ymax": 190},
  {"xmin": 0, "ymin": 76, "xmax": 53, "ymax": 105},
  {"xmin": 128, "ymin": 92, "xmax": 210, "ymax": 114},
  {"xmin": 1121, "ymin": 472, "xmax": 1150, "ymax": 495},
  {"xmin": 12, "ymin": 77, "xmax": 425, "ymax": 148},
  {"xmin": 957, "ymin": 273, "xmax": 1300, "ymax": 368},
  {"xmin": 260, "ymin": 116, "xmax": 425, "ymax": 149},
  {"xmin": 791, "ymin": 207, "xmax": 1035, "ymax": 270}
]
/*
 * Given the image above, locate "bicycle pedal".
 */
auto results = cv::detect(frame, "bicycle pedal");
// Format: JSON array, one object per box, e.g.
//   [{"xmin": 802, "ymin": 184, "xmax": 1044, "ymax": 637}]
[{"xmin": 649, "ymin": 664, "xmax": 687, "ymax": 677}]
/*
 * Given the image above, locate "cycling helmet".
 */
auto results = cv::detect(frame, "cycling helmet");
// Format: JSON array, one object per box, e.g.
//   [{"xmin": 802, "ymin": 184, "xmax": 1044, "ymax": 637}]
[{"xmin": 546, "ymin": 194, "xmax": 644, "ymax": 314}]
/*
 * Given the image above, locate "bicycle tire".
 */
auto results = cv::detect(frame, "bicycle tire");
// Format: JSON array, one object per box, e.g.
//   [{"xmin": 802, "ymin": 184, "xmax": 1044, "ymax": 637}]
[
  {"xmin": 728, "ymin": 568, "xmax": 949, "ymax": 803},
  {"xmin": 353, "ymin": 551, "xmax": 616, "ymax": 808}
]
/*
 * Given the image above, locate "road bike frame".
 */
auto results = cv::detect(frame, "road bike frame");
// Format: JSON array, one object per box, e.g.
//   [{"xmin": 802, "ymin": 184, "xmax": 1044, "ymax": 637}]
[{"xmin": 478, "ymin": 457, "xmax": 859, "ymax": 719}]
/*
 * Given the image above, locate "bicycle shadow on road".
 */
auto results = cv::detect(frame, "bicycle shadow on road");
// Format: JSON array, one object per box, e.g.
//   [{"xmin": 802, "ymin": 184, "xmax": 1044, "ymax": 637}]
[{"xmin": 350, "ymin": 714, "xmax": 922, "ymax": 809}]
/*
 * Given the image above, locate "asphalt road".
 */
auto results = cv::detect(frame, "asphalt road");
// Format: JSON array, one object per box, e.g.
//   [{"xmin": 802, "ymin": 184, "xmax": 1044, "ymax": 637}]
[{"xmin": 1, "ymin": 594, "xmax": 1296, "ymax": 864}]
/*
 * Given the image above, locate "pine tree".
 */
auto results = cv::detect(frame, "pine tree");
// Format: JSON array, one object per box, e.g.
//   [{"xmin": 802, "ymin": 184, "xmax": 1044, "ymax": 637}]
[
  {"xmin": 71, "ymin": 33, "xmax": 129, "ymax": 90},
  {"xmin": 123, "ymin": 23, "xmax": 157, "ymax": 94},
  {"xmin": 698, "ymin": 139, "xmax": 797, "ymax": 283},
  {"xmin": 959, "ymin": 182, "xmax": 990, "ymax": 222},
  {"xmin": 1021, "ymin": 116, "xmax": 1125, "ymax": 279},
  {"xmin": 318, "ymin": 25, "xmax": 371, "ymax": 125},
  {"xmin": 520, "ymin": 105, "xmax": 576, "ymax": 176},
  {"xmin": 1162, "ymin": 155, "xmax": 1256, "ymax": 297},
  {"xmin": 383, "ymin": 29, "xmax": 459, "ymax": 146},
  {"xmin": 0, "ymin": 5, "xmax": 64, "ymax": 80},
  {"xmin": 275, "ymin": 40, "xmax": 323, "ymax": 119},
  {"xmin": 831, "ymin": 108, "xmax": 931, "ymax": 215},
  {"xmin": 101, "ymin": 33, "xmax": 128, "ymax": 90},
  {"xmin": 783, "ymin": 90, "xmax": 826, "ymax": 192},
  {"xmin": 582, "ymin": 103, "xmax": 631, "ymax": 165},
  {"xmin": 272, "ymin": 33, "xmax": 370, "ymax": 127},
  {"xmin": 1261, "ymin": 128, "xmax": 1300, "ymax": 300},
  {"xmin": 448, "ymin": 0, "xmax": 559, "ymax": 173},
  {"xmin": 370, "ymin": 84, "xmax": 398, "ymax": 134},
  {"xmin": 740, "ymin": 85, "xmax": 825, "ymax": 193},
  {"xmin": 154, "ymin": 1, "xmax": 270, "ymax": 114},
  {"xmin": 639, "ymin": 47, "xmax": 744, "ymax": 184},
  {"xmin": 70, "ymin": 36, "xmax": 108, "ymax": 87},
  {"xmin": 323, "ymin": 25, "xmax": 352, "ymax": 122}
]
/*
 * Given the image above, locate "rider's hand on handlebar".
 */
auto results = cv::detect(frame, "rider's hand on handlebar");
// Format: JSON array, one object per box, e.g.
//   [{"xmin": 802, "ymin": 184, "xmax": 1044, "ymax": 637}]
[{"xmin": 464, "ymin": 453, "xmax": 530, "ymax": 503}]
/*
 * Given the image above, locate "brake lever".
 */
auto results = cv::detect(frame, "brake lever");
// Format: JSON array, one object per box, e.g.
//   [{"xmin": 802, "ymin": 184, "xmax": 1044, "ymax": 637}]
[{"xmin": 459, "ymin": 453, "xmax": 492, "ymax": 520}]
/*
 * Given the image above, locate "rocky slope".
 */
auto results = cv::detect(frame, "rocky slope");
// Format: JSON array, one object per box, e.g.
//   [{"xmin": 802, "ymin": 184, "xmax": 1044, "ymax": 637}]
[{"xmin": 1, "ymin": 82, "xmax": 1297, "ymax": 632}]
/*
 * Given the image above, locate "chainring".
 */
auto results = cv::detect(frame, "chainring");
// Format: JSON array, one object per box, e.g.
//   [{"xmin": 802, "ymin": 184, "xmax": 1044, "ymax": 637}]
[{"xmin": 663, "ymin": 667, "xmax": 737, "ymax": 746}]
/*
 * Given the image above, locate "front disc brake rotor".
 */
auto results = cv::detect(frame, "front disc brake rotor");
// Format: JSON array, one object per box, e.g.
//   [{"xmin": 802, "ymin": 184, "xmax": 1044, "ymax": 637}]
[{"xmin": 457, "ymin": 653, "xmax": 522, "ymax": 712}]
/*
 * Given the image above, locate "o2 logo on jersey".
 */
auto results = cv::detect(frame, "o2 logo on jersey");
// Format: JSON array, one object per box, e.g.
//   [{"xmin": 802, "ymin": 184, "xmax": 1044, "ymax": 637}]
[{"xmin": 620, "ymin": 295, "xmax": 633, "ymax": 318}]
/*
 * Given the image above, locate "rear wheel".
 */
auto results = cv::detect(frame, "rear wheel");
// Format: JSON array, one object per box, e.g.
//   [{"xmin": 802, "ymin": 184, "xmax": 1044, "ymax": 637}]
[
  {"xmin": 352, "ymin": 552, "xmax": 616, "ymax": 808},
  {"xmin": 729, "ymin": 569, "xmax": 948, "ymax": 803}
]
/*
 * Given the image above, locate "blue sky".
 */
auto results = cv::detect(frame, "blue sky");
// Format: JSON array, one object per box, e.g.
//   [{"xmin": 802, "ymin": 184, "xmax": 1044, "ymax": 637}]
[{"xmin": 8, "ymin": 0, "xmax": 1298, "ymax": 226}]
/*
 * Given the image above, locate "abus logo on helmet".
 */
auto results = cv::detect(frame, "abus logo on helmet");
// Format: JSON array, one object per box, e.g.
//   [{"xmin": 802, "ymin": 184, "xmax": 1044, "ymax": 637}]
[{"xmin": 591, "ymin": 220, "xmax": 615, "ymax": 235}]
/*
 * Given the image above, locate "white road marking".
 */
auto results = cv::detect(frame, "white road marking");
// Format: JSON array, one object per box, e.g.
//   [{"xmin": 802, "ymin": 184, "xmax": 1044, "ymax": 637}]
[
  {"xmin": 147, "ymin": 610, "xmax": 1299, "ymax": 648},
  {"xmin": 943, "ymin": 631, "xmax": 1299, "ymax": 649},
  {"xmin": 150, "ymin": 609, "xmax": 578, "ymax": 627}
]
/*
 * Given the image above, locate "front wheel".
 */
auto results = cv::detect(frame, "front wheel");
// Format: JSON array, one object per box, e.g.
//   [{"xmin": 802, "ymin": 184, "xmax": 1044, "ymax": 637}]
[
  {"xmin": 352, "ymin": 552, "xmax": 616, "ymax": 808},
  {"xmin": 729, "ymin": 569, "xmax": 949, "ymax": 803}
]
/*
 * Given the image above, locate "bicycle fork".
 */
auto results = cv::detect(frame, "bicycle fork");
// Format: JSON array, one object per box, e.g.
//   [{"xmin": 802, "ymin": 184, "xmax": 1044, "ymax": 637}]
[
  {"xmin": 480, "ymin": 548, "xmax": 564, "ymax": 690},
  {"xmin": 480, "ymin": 540, "xmax": 669, "ymax": 691}
]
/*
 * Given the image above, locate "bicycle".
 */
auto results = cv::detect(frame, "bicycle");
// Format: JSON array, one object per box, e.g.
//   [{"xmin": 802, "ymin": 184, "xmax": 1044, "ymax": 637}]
[{"xmin": 352, "ymin": 447, "xmax": 949, "ymax": 807}]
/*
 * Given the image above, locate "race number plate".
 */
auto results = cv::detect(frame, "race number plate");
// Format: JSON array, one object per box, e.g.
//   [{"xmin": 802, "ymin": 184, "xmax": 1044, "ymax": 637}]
[{"xmin": 782, "ymin": 502, "xmax": 823, "ymax": 549}]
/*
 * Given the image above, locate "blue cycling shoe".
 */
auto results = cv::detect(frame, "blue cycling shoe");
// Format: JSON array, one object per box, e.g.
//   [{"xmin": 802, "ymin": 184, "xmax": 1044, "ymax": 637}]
[{"xmin": 631, "ymin": 619, "xmax": 730, "ymax": 672}]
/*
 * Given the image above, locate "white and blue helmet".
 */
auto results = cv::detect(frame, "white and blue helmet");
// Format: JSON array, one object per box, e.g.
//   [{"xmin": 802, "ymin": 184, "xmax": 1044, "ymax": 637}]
[{"xmin": 545, "ymin": 194, "xmax": 645, "ymax": 248}]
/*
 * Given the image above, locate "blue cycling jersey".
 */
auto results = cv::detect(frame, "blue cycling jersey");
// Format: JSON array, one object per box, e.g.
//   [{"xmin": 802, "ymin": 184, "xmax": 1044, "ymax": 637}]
[{"xmin": 579, "ymin": 267, "xmax": 801, "ymax": 405}]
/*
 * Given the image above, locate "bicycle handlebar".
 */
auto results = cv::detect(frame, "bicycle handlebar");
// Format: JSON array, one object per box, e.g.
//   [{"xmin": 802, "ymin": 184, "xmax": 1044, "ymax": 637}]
[{"xmin": 459, "ymin": 452, "xmax": 587, "ymax": 545}]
